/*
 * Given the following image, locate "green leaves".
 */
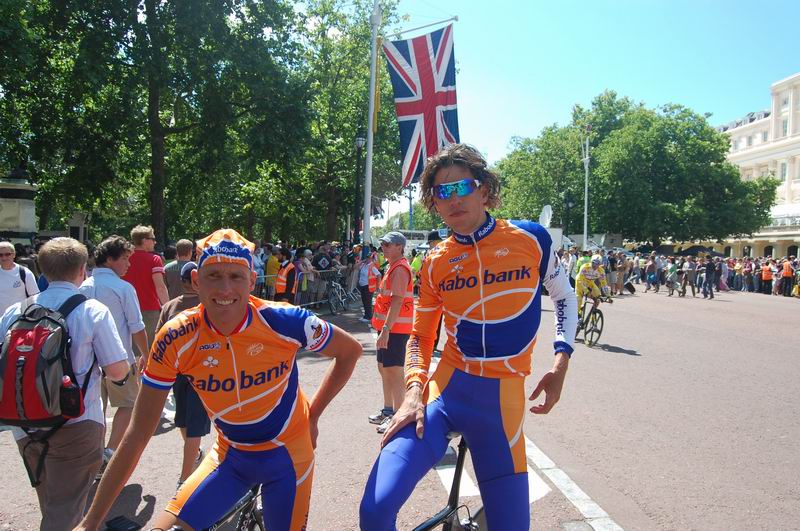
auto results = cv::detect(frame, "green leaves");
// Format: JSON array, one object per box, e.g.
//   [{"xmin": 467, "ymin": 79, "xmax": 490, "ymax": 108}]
[{"xmin": 496, "ymin": 92, "xmax": 777, "ymax": 246}]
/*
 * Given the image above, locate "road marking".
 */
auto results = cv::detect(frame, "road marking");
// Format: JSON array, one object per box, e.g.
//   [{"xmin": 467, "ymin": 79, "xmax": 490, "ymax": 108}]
[
  {"xmin": 427, "ymin": 358, "xmax": 620, "ymax": 527},
  {"xmin": 525, "ymin": 435, "xmax": 624, "ymax": 530}
]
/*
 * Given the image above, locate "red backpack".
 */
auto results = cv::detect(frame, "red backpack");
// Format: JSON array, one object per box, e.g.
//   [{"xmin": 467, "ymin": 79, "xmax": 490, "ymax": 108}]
[{"xmin": 0, "ymin": 294, "xmax": 94, "ymax": 486}]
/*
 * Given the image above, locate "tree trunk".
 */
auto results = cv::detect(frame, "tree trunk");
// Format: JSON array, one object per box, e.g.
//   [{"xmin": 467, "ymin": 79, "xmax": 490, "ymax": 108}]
[
  {"xmin": 325, "ymin": 179, "xmax": 338, "ymax": 241},
  {"xmin": 145, "ymin": 0, "xmax": 167, "ymax": 246},
  {"xmin": 244, "ymin": 208, "xmax": 254, "ymax": 241},
  {"xmin": 262, "ymin": 218, "xmax": 273, "ymax": 244}
]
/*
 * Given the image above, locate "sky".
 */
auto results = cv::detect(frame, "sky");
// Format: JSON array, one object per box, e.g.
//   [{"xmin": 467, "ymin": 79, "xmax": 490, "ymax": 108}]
[{"xmin": 373, "ymin": 0, "xmax": 800, "ymax": 226}]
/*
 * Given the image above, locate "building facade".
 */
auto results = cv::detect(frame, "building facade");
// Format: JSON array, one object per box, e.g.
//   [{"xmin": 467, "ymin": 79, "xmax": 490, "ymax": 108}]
[{"xmin": 711, "ymin": 72, "xmax": 800, "ymax": 258}]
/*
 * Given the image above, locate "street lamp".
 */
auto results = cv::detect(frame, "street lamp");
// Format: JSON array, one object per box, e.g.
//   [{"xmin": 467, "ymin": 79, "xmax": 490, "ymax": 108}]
[
  {"xmin": 579, "ymin": 124, "xmax": 592, "ymax": 250},
  {"xmin": 353, "ymin": 133, "xmax": 367, "ymax": 244}
]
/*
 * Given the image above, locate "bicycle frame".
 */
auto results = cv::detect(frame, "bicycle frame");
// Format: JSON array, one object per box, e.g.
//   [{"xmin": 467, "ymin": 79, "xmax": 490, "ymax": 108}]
[{"xmin": 414, "ymin": 437, "xmax": 482, "ymax": 531}]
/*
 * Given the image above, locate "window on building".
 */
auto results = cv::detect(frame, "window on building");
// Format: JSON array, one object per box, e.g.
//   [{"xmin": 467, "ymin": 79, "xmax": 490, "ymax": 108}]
[
  {"xmin": 782, "ymin": 119, "xmax": 789, "ymax": 137},
  {"xmin": 747, "ymin": 135, "xmax": 753, "ymax": 146},
  {"xmin": 782, "ymin": 96, "xmax": 789, "ymax": 108},
  {"xmin": 762, "ymin": 131, "xmax": 769, "ymax": 142},
  {"xmin": 780, "ymin": 162, "xmax": 787, "ymax": 181},
  {"xmin": 732, "ymin": 138, "xmax": 738, "ymax": 151}
]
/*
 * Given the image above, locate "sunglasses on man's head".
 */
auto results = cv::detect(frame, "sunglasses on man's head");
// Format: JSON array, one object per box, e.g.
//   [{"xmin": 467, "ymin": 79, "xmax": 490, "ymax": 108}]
[{"xmin": 433, "ymin": 178, "xmax": 481, "ymax": 200}]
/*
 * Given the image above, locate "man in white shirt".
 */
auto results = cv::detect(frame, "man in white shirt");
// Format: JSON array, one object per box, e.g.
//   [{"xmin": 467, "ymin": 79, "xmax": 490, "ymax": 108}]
[
  {"xmin": 80, "ymin": 235, "xmax": 149, "ymax": 467},
  {"xmin": 0, "ymin": 240, "xmax": 40, "ymax": 314},
  {"xmin": 2, "ymin": 237, "xmax": 130, "ymax": 531}
]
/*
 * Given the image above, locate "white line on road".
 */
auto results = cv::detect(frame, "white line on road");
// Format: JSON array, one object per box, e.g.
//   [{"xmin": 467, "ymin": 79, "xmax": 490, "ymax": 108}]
[{"xmin": 525, "ymin": 435, "xmax": 624, "ymax": 531}]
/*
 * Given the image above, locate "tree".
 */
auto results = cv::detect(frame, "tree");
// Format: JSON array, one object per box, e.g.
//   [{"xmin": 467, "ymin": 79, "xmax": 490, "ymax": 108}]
[
  {"xmin": 496, "ymin": 93, "xmax": 777, "ymax": 246},
  {"xmin": 592, "ymin": 105, "xmax": 778, "ymax": 245}
]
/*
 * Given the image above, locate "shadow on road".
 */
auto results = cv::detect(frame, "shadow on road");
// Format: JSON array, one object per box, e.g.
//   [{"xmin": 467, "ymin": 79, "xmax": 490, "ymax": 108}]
[
  {"xmin": 598, "ymin": 343, "xmax": 641, "ymax": 356},
  {"xmin": 88, "ymin": 483, "xmax": 156, "ymax": 528},
  {"xmin": 575, "ymin": 339, "xmax": 640, "ymax": 356}
]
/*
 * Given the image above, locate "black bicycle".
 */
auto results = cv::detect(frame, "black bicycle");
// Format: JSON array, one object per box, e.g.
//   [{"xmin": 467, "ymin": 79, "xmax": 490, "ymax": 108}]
[
  {"xmin": 105, "ymin": 486, "xmax": 264, "ymax": 531},
  {"xmin": 414, "ymin": 434, "xmax": 487, "ymax": 531},
  {"xmin": 577, "ymin": 294, "xmax": 610, "ymax": 347},
  {"xmin": 206, "ymin": 485, "xmax": 264, "ymax": 531}
]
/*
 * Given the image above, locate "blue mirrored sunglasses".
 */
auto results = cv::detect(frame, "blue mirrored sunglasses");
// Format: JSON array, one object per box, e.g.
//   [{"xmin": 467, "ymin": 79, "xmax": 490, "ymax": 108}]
[{"xmin": 433, "ymin": 178, "xmax": 481, "ymax": 200}]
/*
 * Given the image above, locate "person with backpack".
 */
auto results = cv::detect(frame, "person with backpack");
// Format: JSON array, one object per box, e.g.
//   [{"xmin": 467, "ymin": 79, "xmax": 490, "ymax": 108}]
[
  {"xmin": 0, "ymin": 240, "xmax": 40, "ymax": 315},
  {"xmin": 0, "ymin": 237, "xmax": 130, "ymax": 531}
]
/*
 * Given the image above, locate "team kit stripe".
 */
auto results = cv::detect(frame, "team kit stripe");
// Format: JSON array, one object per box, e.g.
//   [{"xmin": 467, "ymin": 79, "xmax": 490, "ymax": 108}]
[{"xmin": 142, "ymin": 371, "xmax": 175, "ymax": 390}]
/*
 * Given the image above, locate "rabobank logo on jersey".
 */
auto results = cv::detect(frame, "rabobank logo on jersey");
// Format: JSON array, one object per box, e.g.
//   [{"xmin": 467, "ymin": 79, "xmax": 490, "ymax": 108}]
[
  {"xmin": 152, "ymin": 317, "xmax": 199, "ymax": 364},
  {"xmin": 188, "ymin": 360, "xmax": 291, "ymax": 392},
  {"xmin": 438, "ymin": 265, "xmax": 532, "ymax": 292}
]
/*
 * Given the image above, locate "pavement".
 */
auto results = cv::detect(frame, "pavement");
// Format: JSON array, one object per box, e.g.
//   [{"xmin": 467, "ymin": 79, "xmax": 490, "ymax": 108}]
[{"xmin": 1, "ymin": 287, "xmax": 798, "ymax": 530}]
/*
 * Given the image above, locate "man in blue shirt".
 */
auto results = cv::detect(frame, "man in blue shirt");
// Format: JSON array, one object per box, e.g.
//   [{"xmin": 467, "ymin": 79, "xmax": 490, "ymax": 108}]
[{"xmin": 80, "ymin": 236, "xmax": 149, "ymax": 467}]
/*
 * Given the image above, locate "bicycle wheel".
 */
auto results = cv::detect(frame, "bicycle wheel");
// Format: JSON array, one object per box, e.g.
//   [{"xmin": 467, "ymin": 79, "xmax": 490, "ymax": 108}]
[
  {"xmin": 585, "ymin": 309, "xmax": 603, "ymax": 347},
  {"xmin": 328, "ymin": 293, "xmax": 343, "ymax": 315}
]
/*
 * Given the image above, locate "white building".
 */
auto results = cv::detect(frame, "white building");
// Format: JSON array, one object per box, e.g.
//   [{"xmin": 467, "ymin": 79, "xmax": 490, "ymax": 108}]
[{"xmin": 715, "ymin": 72, "xmax": 800, "ymax": 258}]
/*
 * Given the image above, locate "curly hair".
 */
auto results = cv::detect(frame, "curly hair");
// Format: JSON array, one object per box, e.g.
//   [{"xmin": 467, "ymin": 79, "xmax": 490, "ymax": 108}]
[
  {"xmin": 94, "ymin": 235, "xmax": 134, "ymax": 266},
  {"xmin": 418, "ymin": 143, "xmax": 501, "ymax": 212}
]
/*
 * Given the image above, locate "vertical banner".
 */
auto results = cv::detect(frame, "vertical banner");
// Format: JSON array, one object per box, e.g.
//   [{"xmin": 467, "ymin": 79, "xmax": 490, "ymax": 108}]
[{"xmin": 382, "ymin": 24, "xmax": 460, "ymax": 188}]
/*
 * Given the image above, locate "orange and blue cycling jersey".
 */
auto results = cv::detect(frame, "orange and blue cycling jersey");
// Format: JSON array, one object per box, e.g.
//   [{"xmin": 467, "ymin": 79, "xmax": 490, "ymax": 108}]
[
  {"xmin": 360, "ymin": 215, "xmax": 578, "ymax": 531},
  {"xmin": 406, "ymin": 215, "xmax": 577, "ymax": 386},
  {"xmin": 144, "ymin": 296, "xmax": 332, "ymax": 453},
  {"xmin": 142, "ymin": 296, "xmax": 332, "ymax": 530}
]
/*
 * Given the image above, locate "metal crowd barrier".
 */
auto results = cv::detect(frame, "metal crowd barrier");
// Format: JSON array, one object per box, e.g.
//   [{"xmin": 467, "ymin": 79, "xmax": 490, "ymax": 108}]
[{"xmin": 254, "ymin": 268, "xmax": 360, "ymax": 312}]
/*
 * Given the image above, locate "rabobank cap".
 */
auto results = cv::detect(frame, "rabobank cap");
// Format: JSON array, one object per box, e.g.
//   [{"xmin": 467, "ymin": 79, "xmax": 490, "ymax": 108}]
[{"xmin": 196, "ymin": 229, "xmax": 255, "ymax": 271}]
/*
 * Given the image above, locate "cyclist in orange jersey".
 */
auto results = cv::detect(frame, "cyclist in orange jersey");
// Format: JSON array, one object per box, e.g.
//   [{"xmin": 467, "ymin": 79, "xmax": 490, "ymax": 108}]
[
  {"xmin": 360, "ymin": 144, "xmax": 578, "ymax": 531},
  {"xmin": 78, "ymin": 229, "xmax": 362, "ymax": 531}
]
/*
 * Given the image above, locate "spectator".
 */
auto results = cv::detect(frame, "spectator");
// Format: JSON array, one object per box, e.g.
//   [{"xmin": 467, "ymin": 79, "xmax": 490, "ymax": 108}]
[
  {"xmin": 368, "ymin": 232, "xmax": 414, "ymax": 434},
  {"xmin": 781, "ymin": 256, "xmax": 796, "ymax": 297},
  {"xmin": 164, "ymin": 239, "xmax": 193, "ymax": 300},
  {"xmin": 156, "ymin": 261, "xmax": 210, "ymax": 489},
  {"xmin": 311, "ymin": 243, "xmax": 333, "ymax": 306},
  {"xmin": 14, "ymin": 242, "xmax": 40, "ymax": 278},
  {"xmin": 0, "ymin": 241, "xmax": 40, "ymax": 315},
  {"xmin": 275, "ymin": 247, "xmax": 298, "ymax": 303},
  {"xmin": 122, "ymin": 225, "xmax": 169, "ymax": 341},
  {"xmin": 5, "ymin": 237, "xmax": 129, "ymax": 530},
  {"xmin": 265, "ymin": 245, "xmax": 280, "ymax": 299},
  {"xmin": 80, "ymin": 235, "xmax": 149, "ymax": 476},
  {"xmin": 356, "ymin": 245, "xmax": 381, "ymax": 323}
]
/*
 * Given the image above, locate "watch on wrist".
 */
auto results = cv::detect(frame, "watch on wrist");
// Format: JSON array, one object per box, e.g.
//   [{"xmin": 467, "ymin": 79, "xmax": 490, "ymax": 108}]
[{"xmin": 382, "ymin": 324, "xmax": 391, "ymax": 332}]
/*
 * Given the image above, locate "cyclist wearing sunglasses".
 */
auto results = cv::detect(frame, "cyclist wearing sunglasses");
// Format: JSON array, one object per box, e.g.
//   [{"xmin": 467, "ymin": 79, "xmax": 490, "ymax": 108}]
[{"xmin": 360, "ymin": 143, "xmax": 578, "ymax": 531}]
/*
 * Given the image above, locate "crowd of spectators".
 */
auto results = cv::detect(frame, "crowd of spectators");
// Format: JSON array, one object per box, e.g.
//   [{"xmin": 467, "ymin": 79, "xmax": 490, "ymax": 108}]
[{"xmin": 559, "ymin": 247, "xmax": 799, "ymax": 300}]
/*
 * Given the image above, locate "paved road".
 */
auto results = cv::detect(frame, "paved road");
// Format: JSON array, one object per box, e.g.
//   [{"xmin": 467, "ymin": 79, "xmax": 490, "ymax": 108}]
[{"xmin": 1, "ymin": 288, "xmax": 798, "ymax": 530}]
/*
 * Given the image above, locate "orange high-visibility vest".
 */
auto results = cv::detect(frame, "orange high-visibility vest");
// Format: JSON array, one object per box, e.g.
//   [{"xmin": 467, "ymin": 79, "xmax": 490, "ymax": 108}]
[
  {"xmin": 367, "ymin": 264, "xmax": 379, "ymax": 293},
  {"xmin": 276, "ymin": 262, "xmax": 297, "ymax": 294},
  {"xmin": 371, "ymin": 258, "xmax": 414, "ymax": 334},
  {"xmin": 783, "ymin": 262, "xmax": 793, "ymax": 278},
  {"xmin": 761, "ymin": 264, "xmax": 773, "ymax": 281}
]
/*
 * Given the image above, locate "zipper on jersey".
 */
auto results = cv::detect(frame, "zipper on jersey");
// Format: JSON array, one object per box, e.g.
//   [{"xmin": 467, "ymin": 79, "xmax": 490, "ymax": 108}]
[
  {"xmin": 471, "ymin": 233, "xmax": 487, "ymax": 375},
  {"xmin": 226, "ymin": 337, "xmax": 243, "ymax": 411}
]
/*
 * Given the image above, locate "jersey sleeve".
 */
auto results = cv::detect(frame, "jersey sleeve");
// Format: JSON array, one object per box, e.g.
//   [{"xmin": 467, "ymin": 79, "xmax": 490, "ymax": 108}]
[
  {"xmin": 406, "ymin": 254, "xmax": 443, "ymax": 388},
  {"xmin": 142, "ymin": 316, "xmax": 184, "ymax": 390},
  {"xmin": 541, "ymin": 247, "xmax": 578, "ymax": 357},
  {"xmin": 259, "ymin": 305, "xmax": 334, "ymax": 352}
]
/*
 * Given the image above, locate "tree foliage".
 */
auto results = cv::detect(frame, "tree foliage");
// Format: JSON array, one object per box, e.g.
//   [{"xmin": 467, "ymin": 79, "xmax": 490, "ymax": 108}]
[
  {"xmin": 0, "ymin": 0, "xmax": 405, "ymax": 245},
  {"xmin": 495, "ymin": 91, "xmax": 778, "ymax": 245}
]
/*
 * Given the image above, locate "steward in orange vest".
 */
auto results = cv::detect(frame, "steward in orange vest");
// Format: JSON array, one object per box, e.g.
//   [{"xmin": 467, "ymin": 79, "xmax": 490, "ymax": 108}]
[{"xmin": 275, "ymin": 248, "xmax": 297, "ymax": 302}]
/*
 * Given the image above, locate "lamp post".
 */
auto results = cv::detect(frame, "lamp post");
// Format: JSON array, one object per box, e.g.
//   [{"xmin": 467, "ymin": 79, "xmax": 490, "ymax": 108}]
[
  {"xmin": 579, "ymin": 124, "xmax": 592, "ymax": 250},
  {"xmin": 353, "ymin": 133, "xmax": 366, "ymax": 243}
]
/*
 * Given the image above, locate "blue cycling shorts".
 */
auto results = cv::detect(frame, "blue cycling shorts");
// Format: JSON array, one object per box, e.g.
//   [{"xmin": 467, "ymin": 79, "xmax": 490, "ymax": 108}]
[
  {"xmin": 360, "ymin": 363, "xmax": 530, "ymax": 530},
  {"xmin": 167, "ymin": 435, "xmax": 314, "ymax": 530}
]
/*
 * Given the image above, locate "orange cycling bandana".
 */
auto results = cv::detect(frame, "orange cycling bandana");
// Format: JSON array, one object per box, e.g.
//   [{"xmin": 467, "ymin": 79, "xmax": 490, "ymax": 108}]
[{"xmin": 196, "ymin": 229, "xmax": 256, "ymax": 271}]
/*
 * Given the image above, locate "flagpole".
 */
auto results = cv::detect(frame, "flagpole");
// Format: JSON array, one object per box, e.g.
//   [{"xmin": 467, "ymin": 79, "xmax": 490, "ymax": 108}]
[
  {"xmin": 389, "ymin": 16, "xmax": 458, "ymax": 39},
  {"xmin": 362, "ymin": 0, "xmax": 381, "ymax": 259}
]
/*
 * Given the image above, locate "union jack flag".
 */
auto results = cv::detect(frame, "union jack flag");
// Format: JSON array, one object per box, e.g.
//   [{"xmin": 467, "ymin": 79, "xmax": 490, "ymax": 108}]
[{"xmin": 383, "ymin": 24, "xmax": 460, "ymax": 188}]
